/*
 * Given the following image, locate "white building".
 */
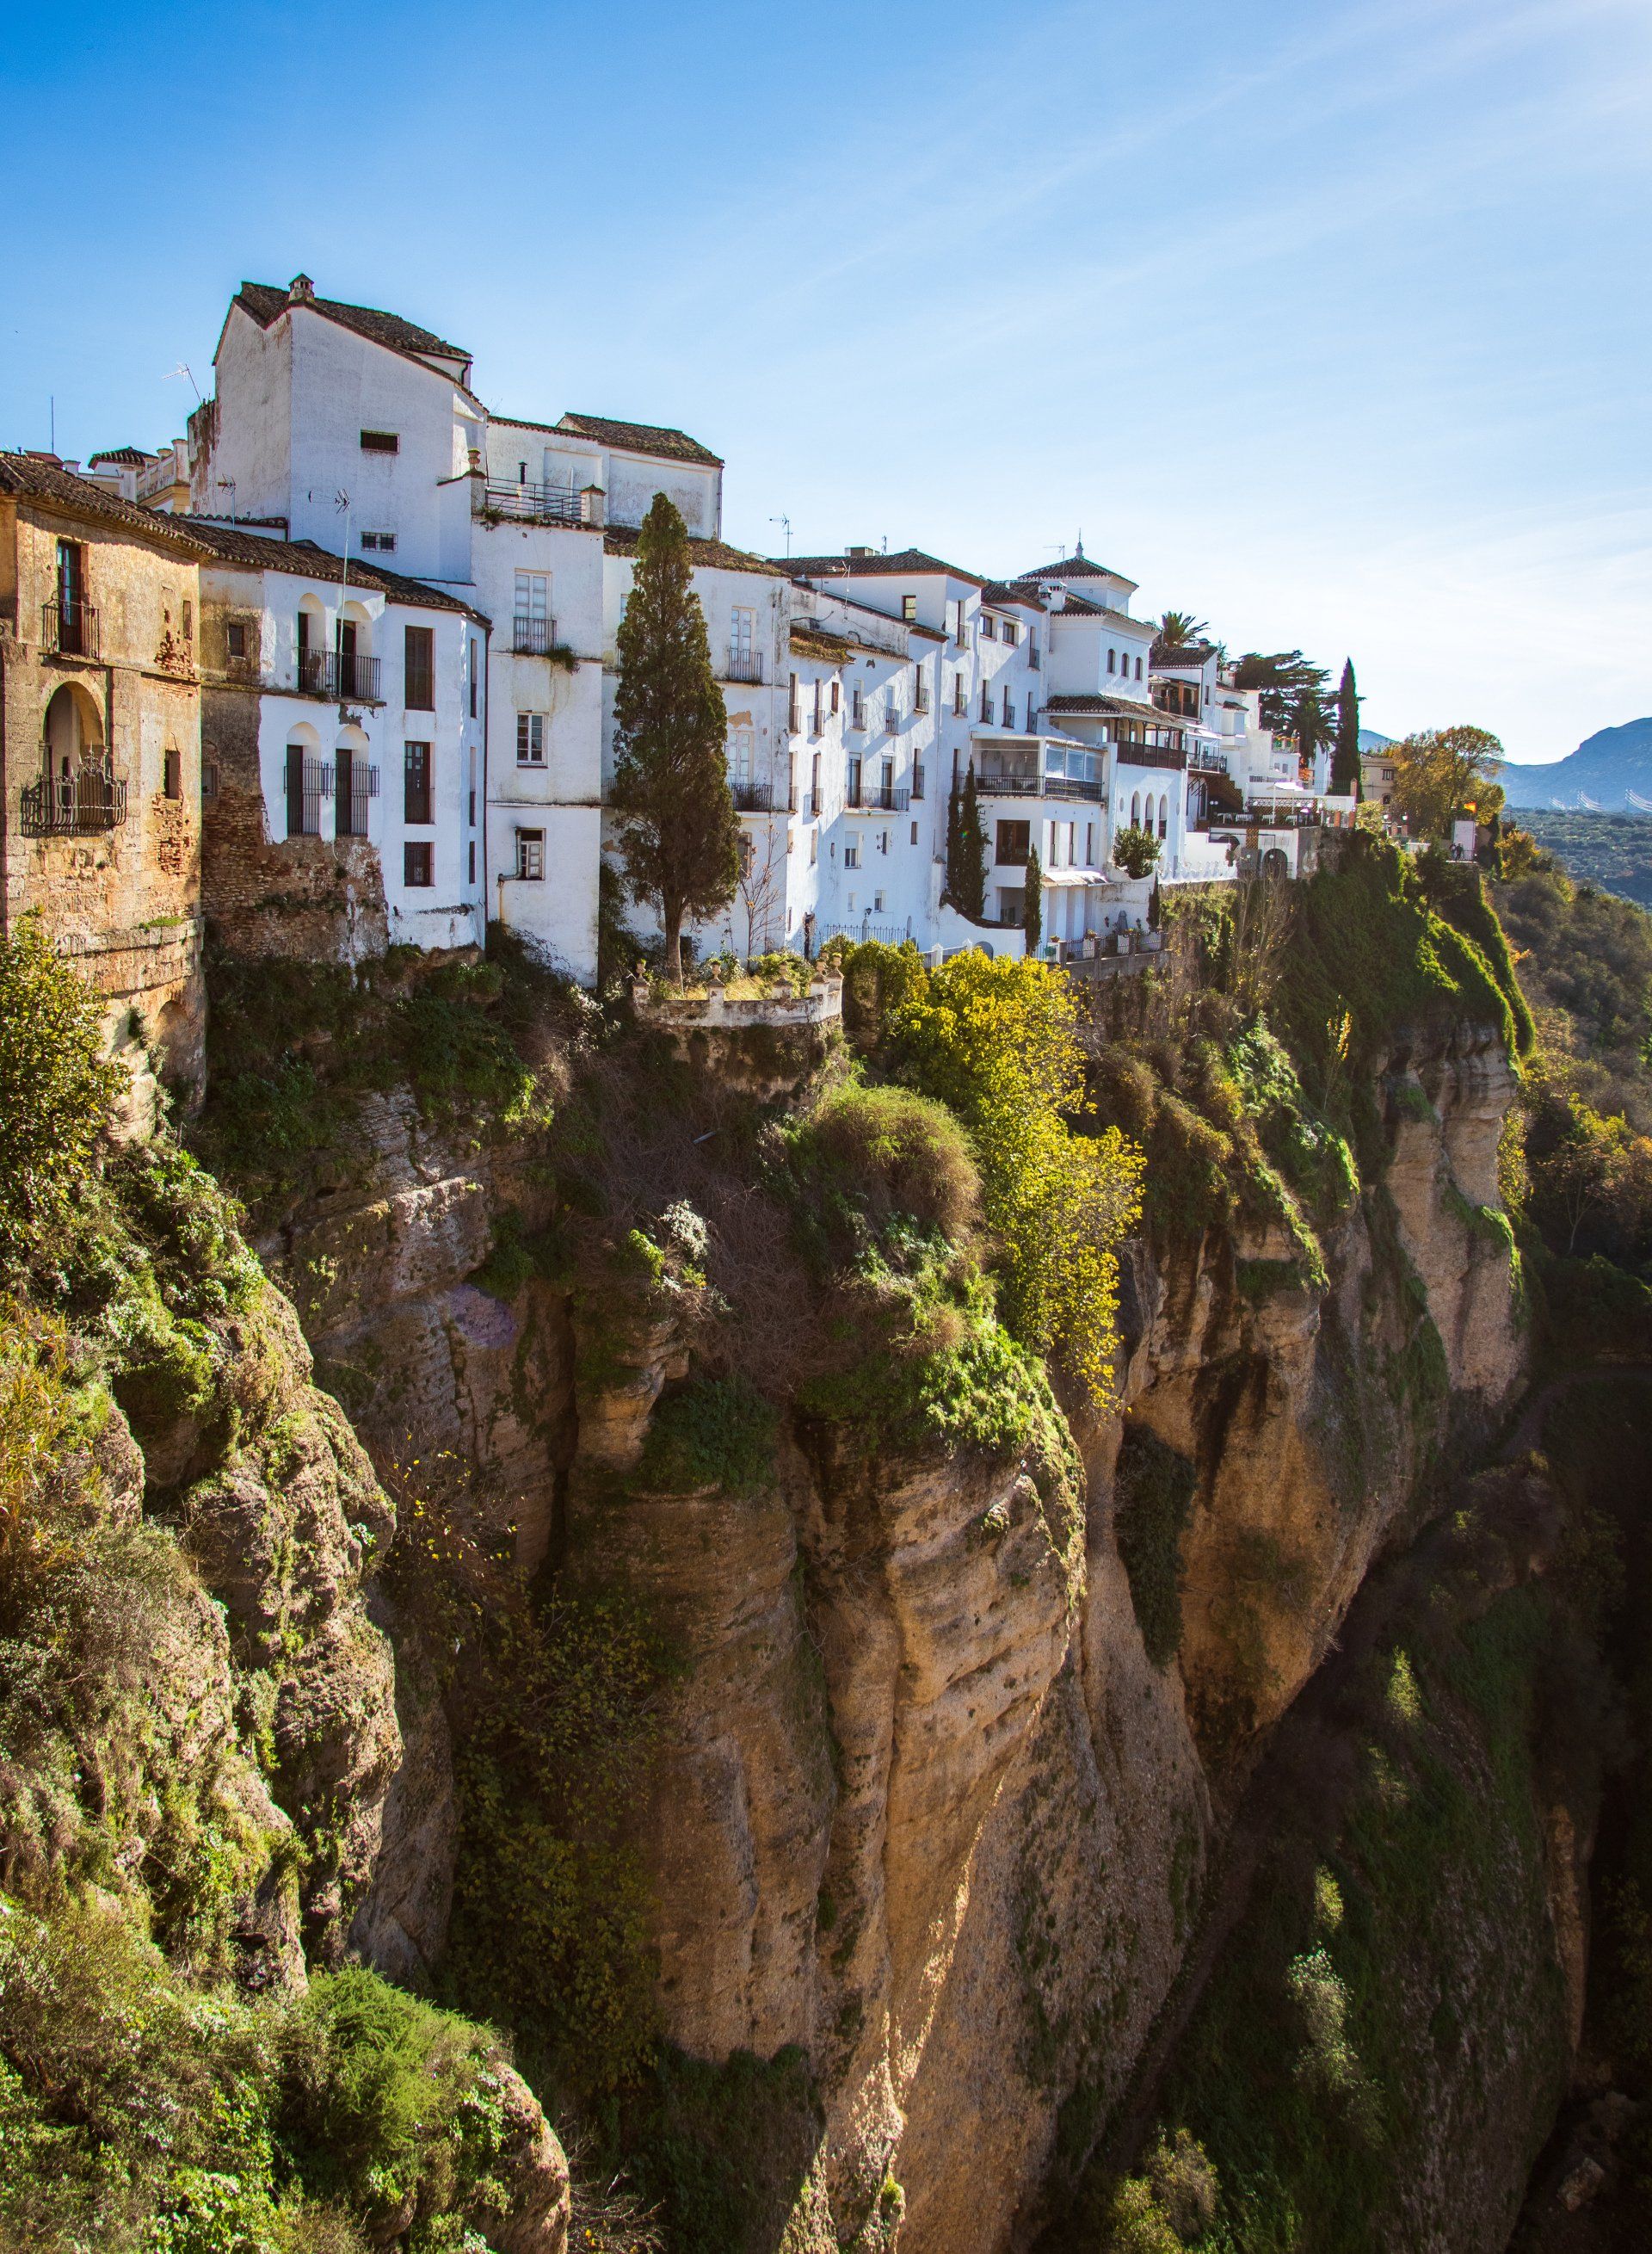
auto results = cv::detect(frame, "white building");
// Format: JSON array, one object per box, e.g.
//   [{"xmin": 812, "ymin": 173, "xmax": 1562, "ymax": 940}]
[{"xmin": 188, "ymin": 519, "xmax": 487, "ymax": 952}]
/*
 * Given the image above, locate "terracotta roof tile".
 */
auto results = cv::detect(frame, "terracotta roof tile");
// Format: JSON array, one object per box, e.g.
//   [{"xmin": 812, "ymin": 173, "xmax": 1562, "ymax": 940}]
[
  {"xmin": 785, "ymin": 547, "xmax": 988, "ymax": 589},
  {"xmin": 0, "ymin": 454, "xmax": 212, "ymax": 555},
  {"xmin": 179, "ymin": 516, "xmax": 489, "ymax": 622},
  {"xmin": 602, "ymin": 525, "xmax": 781, "ymax": 577},
  {"xmin": 556, "ymin": 412, "xmax": 722, "ymax": 467},
  {"xmin": 235, "ymin": 281, "xmax": 469, "ymax": 367}
]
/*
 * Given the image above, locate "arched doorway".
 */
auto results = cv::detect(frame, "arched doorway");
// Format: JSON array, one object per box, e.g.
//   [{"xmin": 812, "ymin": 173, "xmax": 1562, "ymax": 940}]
[{"xmin": 28, "ymin": 682, "xmax": 121, "ymax": 835}]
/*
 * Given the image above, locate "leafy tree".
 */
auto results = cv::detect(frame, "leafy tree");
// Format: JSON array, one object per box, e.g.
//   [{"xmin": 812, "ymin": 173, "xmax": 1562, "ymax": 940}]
[
  {"xmin": 1234, "ymin": 650, "xmax": 1332, "ymax": 758},
  {"xmin": 0, "ymin": 913, "xmax": 122, "ymax": 1252},
  {"xmin": 1390, "ymin": 725, "xmax": 1507, "ymax": 841},
  {"xmin": 1113, "ymin": 824, "xmax": 1162, "ymax": 880},
  {"xmin": 1156, "ymin": 611, "xmax": 1209, "ymax": 652},
  {"xmin": 947, "ymin": 763, "xmax": 987, "ymax": 917},
  {"xmin": 1023, "ymin": 844, "xmax": 1044, "ymax": 953},
  {"xmin": 1334, "ymin": 659, "xmax": 1361, "ymax": 797},
  {"xmin": 609, "ymin": 494, "xmax": 741, "ymax": 982},
  {"xmin": 887, "ymin": 952, "xmax": 1143, "ymax": 1401}
]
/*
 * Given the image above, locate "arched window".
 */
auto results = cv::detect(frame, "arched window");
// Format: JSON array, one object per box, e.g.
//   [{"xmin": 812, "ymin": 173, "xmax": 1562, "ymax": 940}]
[
  {"xmin": 1131, "ymin": 792, "xmax": 1141, "ymax": 827},
  {"xmin": 1158, "ymin": 793, "xmax": 1168, "ymax": 838}
]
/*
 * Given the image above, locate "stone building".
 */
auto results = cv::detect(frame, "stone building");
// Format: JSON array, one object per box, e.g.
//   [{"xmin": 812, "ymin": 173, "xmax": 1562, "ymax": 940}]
[{"xmin": 0, "ymin": 453, "xmax": 208, "ymax": 1102}]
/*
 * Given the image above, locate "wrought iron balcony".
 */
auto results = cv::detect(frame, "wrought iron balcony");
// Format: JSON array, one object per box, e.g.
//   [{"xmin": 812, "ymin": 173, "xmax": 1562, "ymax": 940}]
[
  {"xmin": 885, "ymin": 707, "xmax": 901, "ymax": 734},
  {"xmin": 481, "ymin": 479, "xmax": 585, "ymax": 525},
  {"xmin": 1112, "ymin": 739, "xmax": 1187, "ymax": 771},
  {"xmin": 846, "ymin": 783, "xmax": 910, "ymax": 813},
  {"xmin": 42, "ymin": 600, "xmax": 98, "ymax": 659},
  {"xmin": 731, "ymin": 781, "xmax": 785, "ymax": 812},
  {"xmin": 724, "ymin": 651, "xmax": 765, "ymax": 684},
  {"xmin": 513, "ymin": 614, "xmax": 559, "ymax": 656},
  {"xmin": 298, "ymin": 649, "xmax": 382, "ymax": 701},
  {"xmin": 22, "ymin": 771, "xmax": 126, "ymax": 835}
]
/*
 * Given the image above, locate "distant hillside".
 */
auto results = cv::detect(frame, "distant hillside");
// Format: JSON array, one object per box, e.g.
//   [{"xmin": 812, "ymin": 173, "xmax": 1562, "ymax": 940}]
[
  {"xmin": 1517, "ymin": 811, "xmax": 1652, "ymax": 911},
  {"xmin": 1497, "ymin": 718, "xmax": 1652, "ymax": 811},
  {"xmin": 1359, "ymin": 727, "xmax": 1393, "ymax": 754}
]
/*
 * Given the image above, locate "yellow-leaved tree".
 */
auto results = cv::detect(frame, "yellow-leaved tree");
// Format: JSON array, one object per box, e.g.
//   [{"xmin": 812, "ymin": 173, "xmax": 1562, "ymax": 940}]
[{"xmin": 887, "ymin": 951, "xmax": 1143, "ymax": 1404}]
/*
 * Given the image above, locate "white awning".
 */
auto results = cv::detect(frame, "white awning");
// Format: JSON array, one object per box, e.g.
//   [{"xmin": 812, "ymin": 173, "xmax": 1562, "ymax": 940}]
[{"xmin": 1040, "ymin": 868, "xmax": 1107, "ymax": 887}]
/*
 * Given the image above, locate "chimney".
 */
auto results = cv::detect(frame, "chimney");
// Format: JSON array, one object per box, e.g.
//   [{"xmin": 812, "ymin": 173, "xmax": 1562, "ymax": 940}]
[{"xmin": 287, "ymin": 273, "xmax": 316, "ymax": 304}]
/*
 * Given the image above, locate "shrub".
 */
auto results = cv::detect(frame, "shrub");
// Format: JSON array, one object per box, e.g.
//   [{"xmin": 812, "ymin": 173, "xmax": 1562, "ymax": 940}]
[
  {"xmin": 1113, "ymin": 1428, "xmax": 1198, "ymax": 1669},
  {"xmin": 1112, "ymin": 825, "xmax": 1163, "ymax": 880},
  {"xmin": 784, "ymin": 1080, "xmax": 981, "ymax": 1244},
  {"xmin": 635, "ymin": 1375, "xmax": 778, "ymax": 1498},
  {"xmin": 0, "ymin": 915, "xmax": 123, "ymax": 1259}
]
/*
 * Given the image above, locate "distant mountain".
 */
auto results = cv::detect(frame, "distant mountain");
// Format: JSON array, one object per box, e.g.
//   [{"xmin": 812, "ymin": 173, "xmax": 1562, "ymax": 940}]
[
  {"xmin": 1497, "ymin": 719, "xmax": 1652, "ymax": 812},
  {"xmin": 1359, "ymin": 728, "xmax": 1394, "ymax": 754}
]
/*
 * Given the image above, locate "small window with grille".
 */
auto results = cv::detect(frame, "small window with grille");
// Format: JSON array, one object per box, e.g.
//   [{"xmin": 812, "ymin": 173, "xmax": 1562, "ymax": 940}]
[
  {"xmin": 516, "ymin": 828, "xmax": 545, "ymax": 880},
  {"xmin": 404, "ymin": 842, "xmax": 434, "ymax": 887}
]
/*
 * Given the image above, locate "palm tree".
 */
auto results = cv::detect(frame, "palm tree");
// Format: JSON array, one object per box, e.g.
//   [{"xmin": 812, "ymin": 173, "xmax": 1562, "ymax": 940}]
[{"xmin": 1156, "ymin": 610, "xmax": 1209, "ymax": 651}]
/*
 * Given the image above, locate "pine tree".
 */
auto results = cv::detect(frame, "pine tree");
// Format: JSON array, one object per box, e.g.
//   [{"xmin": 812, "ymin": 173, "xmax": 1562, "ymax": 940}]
[
  {"xmin": 609, "ymin": 494, "xmax": 741, "ymax": 982},
  {"xmin": 1334, "ymin": 658, "xmax": 1362, "ymax": 797},
  {"xmin": 1022, "ymin": 844, "xmax": 1043, "ymax": 954},
  {"xmin": 954, "ymin": 763, "xmax": 987, "ymax": 919}
]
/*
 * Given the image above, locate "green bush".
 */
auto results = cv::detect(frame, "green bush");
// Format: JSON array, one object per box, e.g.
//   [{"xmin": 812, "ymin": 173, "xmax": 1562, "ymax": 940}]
[
  {"xmin": 783, "ymin": 1080, "xmax": 981, "ymax": 1247},
  {"xmin": 1114, "ymin": 1428, "xmax": 1198, "ymax": 1669},
  {"xmin": 0, "ymin": 915, "xmax": 123, "ymax": 1263},
  {"xmin": 635, "ymin": 1376, "xmax": 779, "ymax": 1498}
]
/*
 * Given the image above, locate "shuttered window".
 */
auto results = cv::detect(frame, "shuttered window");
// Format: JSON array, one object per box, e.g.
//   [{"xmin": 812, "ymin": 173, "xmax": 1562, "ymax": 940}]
[{"xmin": 404, "ymin": 625, "xmax": 435, "ymax": 711}]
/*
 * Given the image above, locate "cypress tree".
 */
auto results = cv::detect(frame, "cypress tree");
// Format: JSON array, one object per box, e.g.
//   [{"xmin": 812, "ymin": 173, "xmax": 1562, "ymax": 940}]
[
  {"xmin": 609, "ymin": 494, "xmax": 741, "ymax": 983},
  {"xmin": 1334, "ymin": 658, "xmax": 1362, "ymax": 798},
  {"xmin": 955, "ymin": 763, "xmax": 987, "ymax": 919},
  {"xmin": 943, "ymin": 775, "xmax": 963, "ymax": 908},
  {"xmin": 1022, "ymin": 843, "xmax": 1043, "ymax": 954}
]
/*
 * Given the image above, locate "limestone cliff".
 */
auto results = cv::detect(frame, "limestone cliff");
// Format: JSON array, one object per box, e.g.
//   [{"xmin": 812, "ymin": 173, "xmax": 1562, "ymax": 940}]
[{"xmin": 252, "ymin": 998, "xmax": 1532, "ymax": 2253}]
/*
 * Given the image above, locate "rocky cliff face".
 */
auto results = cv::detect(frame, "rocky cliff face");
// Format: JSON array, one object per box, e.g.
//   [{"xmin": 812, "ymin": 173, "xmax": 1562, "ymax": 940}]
[{"xmin": 254, "ymin": 1009, "xmax": 1535, "ymax": 2252}]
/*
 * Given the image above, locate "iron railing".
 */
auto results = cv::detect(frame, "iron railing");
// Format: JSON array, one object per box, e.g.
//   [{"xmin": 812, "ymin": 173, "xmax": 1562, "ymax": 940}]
[
  {"xmin": 724, "ymin": 650, "xmax": 765, "ymax": 684},
  {"xmin": 1112, "ymin": 740, "xmax": 1187, "ymax": 770},
  {"xmin": 336, "ymin": 760, "xmax": 380, "ymax": 838},
  {"xmin": 976, "ymin": 769, "xmax": 1106, "ymax": 803},
  {"xmin": 731, "ymin": 781, "xmax": 786, "ymax": 812},
  {"xmin": 42, "ymin": 601, "xmax": 98, "ymax": 659},
  {"xmin": 298, "ymin": 649, "xmax": 382, "ymax": 701},
  {"xmin": 513, "ymin": 614, "xmax": 559, "ymax": 656},
  {"xmin": 914, "ymin": 682, "xmax": 930, "ymax": 713},
  {"xmin": 847, "ymin": 783, "xmax": 910, "ymax": 812},
  {"xmin": 885, "ymin": 707, "xmax": 901, "ymax": 734},
  {"xmin": 482, "ymin": 480, "xmax": 585, "ymax": 525},
  {"xmin": 21, "ymin": 772, "xmax": 126, "ymax": 835},
  {"xmin": 850, "ymin": 695, "xmax": 866, "ymax": 728}
]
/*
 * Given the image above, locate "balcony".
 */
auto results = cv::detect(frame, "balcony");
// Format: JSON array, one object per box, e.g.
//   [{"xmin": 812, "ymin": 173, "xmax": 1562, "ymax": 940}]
[
  {"xmin": 480, "ymin": 479, "xmax": 585, "ymax": 526},
  {"xmin": 513, "ymin": 614, "xmax": 560, "ymax": 656},
  {"xmin": 976, "ymin": 768, "xmax": 1106, "ymax": 804},
  {"xmin": 885, "ymin": 708, "xmax": 901, "ymax": 735},
  {"xmin": 42, "ymin": 601, "xmax": 98, "ymax": 659},
  {"xmin": 847, "ymin": 783, "xmax": 910, "ymax": 813},
  {"xmin": 850, "ymin": 698, "xmax": 866, "ymax": 729},
  {"xmin": 1188, "ymin": 745, "xmax": 1230, "ymax": 774},
  {"xmin": 22, "ymin": 772, "xmax": 126, "ymax": 836},
  {"xmin": 1112, "ymin": 739, "xmax": 1187, "ymax": 771},
  {"xmin": 724, "ymin": 650, "xmax": 765, "ymax": 684},
  {"xmin": 732, "ymin": 781, "xmax": 786, "ymax": 812},
  {"xmin": 298, "ymin": 649, "xmax": 383, "ymax": 701}
]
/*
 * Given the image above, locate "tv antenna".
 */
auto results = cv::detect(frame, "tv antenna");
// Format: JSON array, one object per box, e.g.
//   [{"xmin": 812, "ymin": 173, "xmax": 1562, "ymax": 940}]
[
  {"xmin": 164, "ymin": 362, "xmax": 202, "ymax": 404},
  {"xmin": 769, "ymin": 514, "xmax": 792, "ymax": 558}
]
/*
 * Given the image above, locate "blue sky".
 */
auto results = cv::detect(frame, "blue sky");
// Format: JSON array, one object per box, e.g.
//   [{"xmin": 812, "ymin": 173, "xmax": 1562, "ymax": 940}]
[{"xmin": 4, "ymin": 0, "xmax": 1649, "ymax": 762}]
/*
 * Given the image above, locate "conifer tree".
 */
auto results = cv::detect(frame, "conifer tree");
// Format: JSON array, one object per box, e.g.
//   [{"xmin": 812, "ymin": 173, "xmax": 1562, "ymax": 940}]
[
  {"xmin": 943, "ymin": 774, "xmax": 963, "ymax": 908},
  {"xmin": 609, "ymin": 494, "xmax": 740, "ymax": 983},
  {"xmin": 953, "ymin": 763, "xmax": 987, "ymax": 919},
  {"xmin": 1334, "ymin": 658, "xmax": 1362, "ymax": 797},
  {"xmin": 1023, "ymin": 844, "xmax": 1043, "ymax": 954}
]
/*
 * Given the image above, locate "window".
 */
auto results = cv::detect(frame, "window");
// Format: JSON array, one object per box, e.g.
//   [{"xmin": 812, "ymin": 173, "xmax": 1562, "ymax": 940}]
[
  {"xmin": 404, "ymin": 625, "xmax": 435, "ymax": 711},
  {"xmin": 874, "ymin": 890, "xmax": 885, "ymax": 912},
  {"xmin": 182, "ymin": 599, "xmax": 193, "ymax": 643},
  {"xmin": 163, "ymin": 746, "xmax": 182, "ymax": 800},
  {"xmin": 731, "ymin": 606, "xmax": 756, "ymax": 664},
  {"xmin": 361, "ymin": 429, "xmax": 399, "ymax": 454},
  {"xmin": 847, "ymin": 755, "xmax": 863, "ymax": 806},
  {"xmin": 788, "ymin": 671, "xmax": 801, "ymax": 732},
  {"xmin": 829, "ymin": 678, "xmax": 841, "ymax": 715},
  {"xmin": 1106, "ymin": 648, "xmax": 1116, "ymax": 674},
  {"xmin": 361, "ymin": 531, "xmax": 397, "ymax": 553},
  {"xmin": 954, "ymin": 675, "xmax": 967, "ymax": 716},
  {"xmin": 1002, "ymin": 691, "xmax": 1015, "ymax": 729},
  {"xmin": 514, "ymin": 571, "xmax": 551, "ymax": 652},
  {"xmin": 515, "ymin": 829, "xmax": 545, "ymax": 880},
  {"xmin": 810, "ymin": 750, "xmax": 821, "ymax": 813},
  {"xmin": 1002, "ymin": 620, "xmax": 1019, "ymax": 646},
  {"xmin": 285, "ymin": 744, "xmax": 324, "ymax": 837},
  {"xmin": 812, "ymin": 679, "xmax": 823, "ymax": 735},
  {"xmin": 1136, "ymin": 656, "xmax": 1143, "ymax": 680},
  {"xmin": 996, "ymin": 819, "xmax": 1030, "ymax": 866},
  {"xmin": 517, "ymin": 713, "xmax": 546, "ymax": 765},
  {"xmin": 226, "ymin": 621, "xmax": 247, "ymax": 660},
  {"xmin": 468, "ymin": 841, "xmax": 476, "ymax": 884},
  {"xmin": 730, "ymin": 727, "xmax": 755, "ymax": 787},
  {"xmin": 878, "ymin": 831, "xmax": 888, "ymax": 855},
  {"xmin": 404, "ymin": 741, "xmax": 432, "ymax": 824},
  {"xmin": 980, "ymin": 683, "xmax": 992, "ymax": 721},
  {"xmin": 851, "ymin": 685, "xmax": 865, "ymax": 727},
  {"xmin": 1085, "ymin": 822, "xmax": 1094, "ymax": 865},
  {"xmin": 404, "ymin": 842, "xmax": 434, "ymax": 887},
  {"xmin": 810, "ymin": 831, "xmax": 818, "ymax": 864},
  {"xmin": 844, "ymin": 842, "xmax": 860, "ymax": 869},
  {"xmin": 469, "ymin": 640, "xmax": 478, "ymax": 718},
  {"xmin": 901, "ymin": 594, "xmax": 917, "ymax": 622}
]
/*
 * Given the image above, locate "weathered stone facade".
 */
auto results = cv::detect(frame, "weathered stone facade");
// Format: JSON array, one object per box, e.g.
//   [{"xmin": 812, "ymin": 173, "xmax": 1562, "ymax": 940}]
[{"xmin": 0, "ymin": 453, "xmax": 208, "ymax": 1104}]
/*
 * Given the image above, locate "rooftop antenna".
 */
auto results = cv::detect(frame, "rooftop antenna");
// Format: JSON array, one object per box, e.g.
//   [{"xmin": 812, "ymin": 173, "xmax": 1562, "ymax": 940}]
[
  {"xmin": 49, "ymin": 396, "xmax": 54, "ymax": 455},
  {"xmin": 164, "ymin": 362, "xmax": 202, "ymax": 404},
  {"xmin": 880, "ymin": 534, "xmax": 888, "ymax": 554},
  {"xmin": 769, "ymin": 513, "xmax": 792, "ymax": 558},
  {"xmin": 216, "ymin": 477, "xmax": 237, "ymax": 524}
]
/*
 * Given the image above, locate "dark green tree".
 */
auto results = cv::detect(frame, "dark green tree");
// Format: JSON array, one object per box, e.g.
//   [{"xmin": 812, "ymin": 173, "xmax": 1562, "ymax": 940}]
[
  {"xmin": 1233, "ymin": 650, "xmax": 1332, "ymax": 753},
  {"xmin": 1334, "ymin": 658, "xmax": 1362, "ymax": 797},
  {"xmin": 609, "ymin": 494, "xmax": 740, "ymax": 983},
  {"xmin": 1155, "ymin": 610, "xmax": 1209, "ymax": 652},
  {"xmin": 1023, "ymin": 844, "xmax": 1043, "ymax": 954},
  {"xmin": 949, "ymin": 763, "xmax": 987, "ymax": 918}
]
